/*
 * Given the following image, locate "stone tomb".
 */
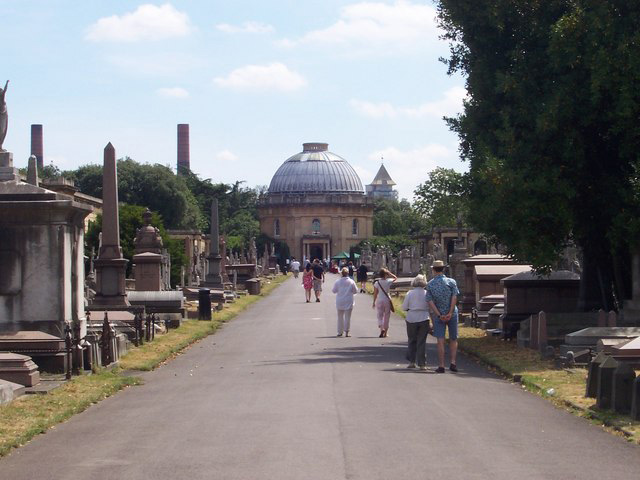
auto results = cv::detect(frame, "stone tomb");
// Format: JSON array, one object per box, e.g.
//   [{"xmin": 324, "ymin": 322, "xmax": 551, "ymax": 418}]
[
  {"xmin": 461, "ymin": 255, "xmax": 519, "ymax": 313},
  {"xmin": 0, "ymin": 352, "xmax": 40, "ymax": 387},
  {"xmin": 502, "ymin": 270, "xmax": 580, "ymax": 317},
  {"xmin": 0, "ymin": 153, "xmax": 91, "ymax": 337},
  {"xmin": 473, "ymin": 264, "xmax": 531, "ymax": 308},
  {"xmin": 565, "ymin": 327, "xmax": 640, "ymax": 350},
  {"xmin": 0, "ymin": 331, "xmax": 66, "ymax": 372}
]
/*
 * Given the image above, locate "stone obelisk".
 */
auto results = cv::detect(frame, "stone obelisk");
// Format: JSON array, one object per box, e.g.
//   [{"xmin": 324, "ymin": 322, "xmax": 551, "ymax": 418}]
[
  {"xmin": 203, "ymin": 198, "xmax": 223, "ymax": 289},
  {"xmin": 92, "ymin": 143, "xmax": 130, "ymax": 307}
]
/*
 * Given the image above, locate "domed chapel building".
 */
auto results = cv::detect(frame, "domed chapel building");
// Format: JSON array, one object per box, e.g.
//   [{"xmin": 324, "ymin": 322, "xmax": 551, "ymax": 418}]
[{"xmin": 259, "ymin": 143, "xmax": 374, "ymax": 262}]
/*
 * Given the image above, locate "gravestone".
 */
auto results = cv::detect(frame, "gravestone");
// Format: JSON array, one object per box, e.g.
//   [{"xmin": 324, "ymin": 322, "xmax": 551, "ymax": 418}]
[
  {"xmin": 612, "ymin": 362, "xmax": 635, "ymax": 414},
  {"xmin": 597, "ymin": 356, "xmax": 619, "ymax": 409},
  {"xmin": 92, "ymin": 143, "xmax": 130, "ymax": 307},
  {"xmin": 631, "ymin": 377, "xmax": 640, "ymax": 421},
  {"xmin": 586, "ymin": 351, "xmax": 607, "ymax": 398}
]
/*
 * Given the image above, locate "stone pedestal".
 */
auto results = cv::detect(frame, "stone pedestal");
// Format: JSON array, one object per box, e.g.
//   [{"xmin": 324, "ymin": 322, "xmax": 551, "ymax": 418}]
[
  {"xmin": 0, "ymin": 352, "xmax": 40, "ymax": 387},
  {"xmin": 203, "ymin": 199, "xmax": 223, "ymax": 289},
  {"xmin": 133, "ymin": 252, "xmax": 163, "ymax": 291},
  {"xmin": 0, "ymin": 151, "xmax": 17, "ymax": 181}
]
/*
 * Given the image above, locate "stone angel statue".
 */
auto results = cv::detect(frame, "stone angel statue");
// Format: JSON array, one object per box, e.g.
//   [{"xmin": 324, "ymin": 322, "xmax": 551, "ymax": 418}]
[{"xmin": 0, "ymin": 80, "xmax": 8, "ymax": 151}]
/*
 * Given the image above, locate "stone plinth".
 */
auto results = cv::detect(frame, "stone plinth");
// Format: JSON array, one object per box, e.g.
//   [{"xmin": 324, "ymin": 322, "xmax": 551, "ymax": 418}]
[
  {"xmin": 203, "ymin": 198, "xmax": 223, "ymax": 289},
  {"xmin": 0, "ymin": 352, "xmax": 40, "ymax": 387},
  {"xmin": 133, "ymin": 252, "xmax": 163, "ymax": 291}
]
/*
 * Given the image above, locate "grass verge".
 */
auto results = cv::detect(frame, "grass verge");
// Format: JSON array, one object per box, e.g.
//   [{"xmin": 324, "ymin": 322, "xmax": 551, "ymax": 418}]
[
  {"xmin": 0, "ymin": 274, "xmax": 290, "ymax": 457},
  {"xmin": 0, "ymin": 371, "xmax": 139, "ymax": 457}
]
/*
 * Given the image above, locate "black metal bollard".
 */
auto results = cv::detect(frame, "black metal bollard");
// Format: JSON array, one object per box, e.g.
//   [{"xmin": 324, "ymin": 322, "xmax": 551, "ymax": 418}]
[
  {"xmin": 64, "ymin": 323, "xmax": 73, "ymax": 380},
  {"xmin": 199, "ymin": 288, "xmax": 212, "ymax": 320}
]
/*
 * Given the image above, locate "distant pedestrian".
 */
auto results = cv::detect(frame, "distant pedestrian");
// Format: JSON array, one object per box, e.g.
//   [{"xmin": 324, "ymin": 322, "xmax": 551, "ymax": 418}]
[
  {"xmin": 347, "ymin": 261, "xmax": 354, "ymax": 278},
  {"xmin": 402, "ymin": 275, "xmax": 430, "ymax": 370},
  {"xmin": 291, "ymin": 257, "xmax": 301, "ymax": 278},
  {"xmin": 302, "ymin": 263, "xmax": 314, "ymax": 302},
  {"xmin": 357, "ymin": 263, "xmax": 368, "ymax": 293},
  {"xmin": 312, "ymin": 259, "xmax": 325, "ymax": 302},
  {"xmin": 332, "ymin": 267, "xmax": 358, "ymax": 337},
  {"xmin": 426, "ymin": 260, "xmax": 460, "ymax": 373},
  {"xmin": 372, "ymin": 268, "xmax": 397, "ymax": 337}
]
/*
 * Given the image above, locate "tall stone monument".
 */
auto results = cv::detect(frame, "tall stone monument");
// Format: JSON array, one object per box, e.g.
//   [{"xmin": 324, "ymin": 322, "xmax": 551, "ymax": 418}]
[
  {"xmin": 92, "ymin": 143, "xmax": 130, "ymax": 307},
  {"xmin": 203, "ymin": 198, "xmax": 223, "ymax": 289}
]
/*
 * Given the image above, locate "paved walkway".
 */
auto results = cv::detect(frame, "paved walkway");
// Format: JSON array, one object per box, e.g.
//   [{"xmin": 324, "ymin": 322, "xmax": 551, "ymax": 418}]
[{"xmin": 2, "ymin": 275, "xmax": 639, "ymax": 479}]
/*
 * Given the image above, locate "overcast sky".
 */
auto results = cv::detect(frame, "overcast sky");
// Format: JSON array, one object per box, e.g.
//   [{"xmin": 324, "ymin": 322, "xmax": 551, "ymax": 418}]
[{"xmin": 1, "ymin": 0, "xmax": 467, "ymax": 200}]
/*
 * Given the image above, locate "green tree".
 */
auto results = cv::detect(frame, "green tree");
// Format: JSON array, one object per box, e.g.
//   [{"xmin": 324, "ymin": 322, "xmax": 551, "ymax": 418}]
[
  {"xmin": 413, "ymin": 168, "xmax": 469, "ymax": 230},
  {"xmin": 373, "ymin": 198, "xmax": 425, "ymax": 236},
  {"xmin": 437, "ymin": 0, "xmax": 640, "ymax": 310},
  {"xmin": 70, "ymin": 159, "xmax": 203, "ymax": 230}
]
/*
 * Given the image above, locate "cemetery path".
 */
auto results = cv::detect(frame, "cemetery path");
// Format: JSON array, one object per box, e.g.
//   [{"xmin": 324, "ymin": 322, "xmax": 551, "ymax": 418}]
[{"xmin": 2, "ymin": 274, "xmax": 640, "ymax": 479}]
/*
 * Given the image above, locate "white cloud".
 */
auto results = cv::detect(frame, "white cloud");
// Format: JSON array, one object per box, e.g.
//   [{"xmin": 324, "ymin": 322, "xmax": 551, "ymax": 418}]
[
  {"xmin": 213, "ymin": 63, "xmax": 307, "ymax": 92},
  {"xmin": 365, "ymin": 144, "xmax": 464, "ymax": 200},
  {"xmin": 156, "ymin": 87, "xmax": 189, "ymax": 98},
  {"xmin": 279, "ymin": 1, "xmax": 440, "ymax": 54},
  {"xmin": 215, "ymin": 150, "xmax": 239, "ymax": 163},
  {"xmin": 350, "ymin": 87, "xmax": 466, "ymax": 119},
  {"xmin": 216, "ymin": 21, "xmax": 274, "ymax": 34},
  {"xmin": 86, "ymin": 4, "xmax": 192, "ymax": 42}
]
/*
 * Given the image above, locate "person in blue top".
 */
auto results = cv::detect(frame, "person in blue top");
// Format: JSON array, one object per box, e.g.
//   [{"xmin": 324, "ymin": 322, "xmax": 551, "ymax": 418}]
[{"xmin": 425, "ymin": 260, "xmax": 460, "ymax": 373}]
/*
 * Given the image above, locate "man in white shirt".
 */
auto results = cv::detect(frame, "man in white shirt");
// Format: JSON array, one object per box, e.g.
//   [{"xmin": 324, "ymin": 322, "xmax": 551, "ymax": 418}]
[
  {"xmin": 290, "ymin": 257, "xmax": 301, "ymax": 278},
  {"xmin": 332, "ymin": 267, "xmax": 358, "ymax": 337}
]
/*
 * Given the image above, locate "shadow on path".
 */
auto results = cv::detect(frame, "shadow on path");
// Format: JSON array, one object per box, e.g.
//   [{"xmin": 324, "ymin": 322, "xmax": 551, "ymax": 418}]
[{"xmin": 257, "ymin": 342, "xmax": 498, "ymax": 379}]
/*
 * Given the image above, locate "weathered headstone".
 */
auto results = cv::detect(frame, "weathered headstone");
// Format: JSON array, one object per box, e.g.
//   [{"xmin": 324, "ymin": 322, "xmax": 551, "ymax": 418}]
[
  {"xmin": 596, "ymin": 356, "xmax": 619, "ymax": 409},
  {"xmin": 612, "ymin": 362, "xmax": 635, "ymax": 414},
  {"xmin": 586, "ymin": 351, "xmax": 608, "ymax": 398},
  {"xmin": 26, "ymin": 154, "xmax": 38, "ymax": 186},
  {"xmin": 631, "ymin": 376, "xmax": 640, "ymax": 421}
]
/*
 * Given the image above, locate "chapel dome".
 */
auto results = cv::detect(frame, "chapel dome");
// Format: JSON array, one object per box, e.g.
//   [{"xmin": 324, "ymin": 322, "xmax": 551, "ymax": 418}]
[{"xmin": 268, "ymin": 143, "xmax": 364, "ymax": 194}]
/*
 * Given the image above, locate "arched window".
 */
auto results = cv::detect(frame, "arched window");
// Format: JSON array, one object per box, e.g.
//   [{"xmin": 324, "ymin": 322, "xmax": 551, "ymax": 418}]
[
  {"xmin": 274, "ymin": 219, "xmax": 280, "ymax": 237},
  {"xmin": 352, "ymin": 218, "xmax": 359, "ymax": 236},
  {"xmin": 311, "ymin": 219, "xmax": 320, "ymax": 234}
]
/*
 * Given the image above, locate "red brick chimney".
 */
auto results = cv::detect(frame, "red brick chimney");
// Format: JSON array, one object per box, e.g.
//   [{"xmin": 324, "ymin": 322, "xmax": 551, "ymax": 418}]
[
  {"xmin": 177, "ymin": 124, "xmax": 190, "ymax": 175},
  {"xmin": 30, "ymin": 124, "xmax": 44, "ymax": 171}
]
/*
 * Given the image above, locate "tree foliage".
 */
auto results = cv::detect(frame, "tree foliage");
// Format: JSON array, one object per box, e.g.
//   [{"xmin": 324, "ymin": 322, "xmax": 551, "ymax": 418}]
[
  {"xmin": 69, "ymin": 159, "xmax": 203, "ymax": 230},
  {"xmin": 373, "ymin": 198, "xmax": 425, "ymax": 236},
  {"xmin": 437, "ymin": 0, "xmax": 640, "ymax": 309},
  {"xmin": 413, "ymin": 168, "xmax": 469, "ymax": 230}
]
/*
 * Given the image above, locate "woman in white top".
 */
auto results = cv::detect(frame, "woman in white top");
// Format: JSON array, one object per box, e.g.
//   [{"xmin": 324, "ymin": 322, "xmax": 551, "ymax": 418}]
[
  {"xmin": 372, "ymin": 268, "xmax": 397, "ymax": 338},
  {"xmin": 332, "ymin": 267, "xmax": 358, "ymax": 337},
  {"xmin": 402, "ymin": 274, "xmax": 430, "ymax": 370}
]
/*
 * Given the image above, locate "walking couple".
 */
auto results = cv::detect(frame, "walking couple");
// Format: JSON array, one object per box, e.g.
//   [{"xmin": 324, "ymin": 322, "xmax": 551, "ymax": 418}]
[
  {"xmin": 331, "ymin": 267, "xmax": 398, "ymax": 338},
  {"xmin": 402, "ymin": 260, "xmax": 459, "ymax": 373}
]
